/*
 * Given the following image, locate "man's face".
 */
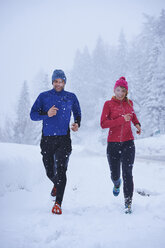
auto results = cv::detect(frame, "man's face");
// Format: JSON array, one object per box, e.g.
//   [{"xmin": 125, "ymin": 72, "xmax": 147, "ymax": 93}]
[
  {"xmin": 53, "ymin": 78, "xmax": 65, "ymax": 92},
  {"xmin": 114, "ymin": 86, "xmax": 127, "ymax": 100}
]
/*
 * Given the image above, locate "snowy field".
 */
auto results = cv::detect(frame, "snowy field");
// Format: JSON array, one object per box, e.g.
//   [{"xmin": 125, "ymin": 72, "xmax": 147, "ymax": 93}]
[{"xmin": 0, "ymin": 135, "xmax": 165, "ymax": 248}]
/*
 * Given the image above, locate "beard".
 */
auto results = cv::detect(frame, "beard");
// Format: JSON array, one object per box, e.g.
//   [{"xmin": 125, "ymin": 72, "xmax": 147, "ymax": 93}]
[{"xmin": 54, "ymin": 85, "xmax": 65, "ymax": 92}]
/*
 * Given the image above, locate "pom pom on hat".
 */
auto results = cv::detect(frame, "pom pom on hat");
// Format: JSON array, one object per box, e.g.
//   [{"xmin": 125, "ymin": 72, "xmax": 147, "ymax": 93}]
[
  {"xmin": 114, "ymin": 76, "xmax": 128, "ymax": 91},
  {"xmin": 119, "ymin": 76, "xmax": 126, "ymax": 81}
]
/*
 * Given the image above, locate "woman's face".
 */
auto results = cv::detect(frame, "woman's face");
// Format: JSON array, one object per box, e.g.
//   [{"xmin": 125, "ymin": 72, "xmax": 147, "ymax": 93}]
[{"xmin": 114, "ymin": 86, "xmax": 127, "ymax": 100}]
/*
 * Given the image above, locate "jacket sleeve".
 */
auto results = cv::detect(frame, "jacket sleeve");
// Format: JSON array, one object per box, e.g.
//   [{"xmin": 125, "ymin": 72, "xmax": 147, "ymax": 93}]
[
  {"xmin": 30, "ymin": 94, "xmax": 49, "ymax": 121},
  {"xmin": 72, "ymin": 94, "xmax": 81, "ymax": 127},
  {"xmin": 100, "ymin": 101, "xmax": 125, "ymax": 129},
  {"xmin": 130, "ymin": 100, "xmax": 141, "ymax": 126}
]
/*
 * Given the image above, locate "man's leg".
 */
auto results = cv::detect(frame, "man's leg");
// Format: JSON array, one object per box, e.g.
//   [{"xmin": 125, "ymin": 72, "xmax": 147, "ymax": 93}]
[
  {"xmin": 40, "ymin": 137, "xmax": 57, "ymax": 185},
  {"xmin": 55, "ymin": 137, "xmax": 72, "ymax": 206}
]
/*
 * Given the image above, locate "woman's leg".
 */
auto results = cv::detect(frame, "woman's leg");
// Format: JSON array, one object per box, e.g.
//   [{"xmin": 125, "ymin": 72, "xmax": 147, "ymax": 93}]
[
  {"xmin": 107, "ymin": 142, "xmax": 122, "ymax": 186},
  {"xmin": 121, "ymin": 140, "xmax": 135, "ymax": 199}
]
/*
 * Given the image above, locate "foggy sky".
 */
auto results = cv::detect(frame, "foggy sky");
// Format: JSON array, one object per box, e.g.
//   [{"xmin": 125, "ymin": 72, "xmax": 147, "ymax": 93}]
[{"xmin": 0, "ymin": 0, "xmax": 165, "ymax": 119}]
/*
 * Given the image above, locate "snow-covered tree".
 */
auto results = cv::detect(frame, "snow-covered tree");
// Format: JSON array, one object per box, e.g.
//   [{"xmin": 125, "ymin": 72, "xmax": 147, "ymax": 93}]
[
  {"xmin": 66, "ymin": 10, "xmax": 165, "ymax": 141},
  {"xmin": 13, "ymin": 81, "xmax": 36, "ymax": 144},
  {"xmin": 136, "ymin": 12, "xmax": 165, "ymax": 137},
  {"xmin": 31, "ymin": 69, "xmax": 50, "ymax": 100},
  {"xmin": 70, "ymin": 47, "xmax": 96, "ymax": 130},
  {"xmin": 29, "ymin": 70, "xmax": 51, "ymax": 144},
  {"xmin": 116, "ymin": 30, "xmax": 129, "ymax": 77}
]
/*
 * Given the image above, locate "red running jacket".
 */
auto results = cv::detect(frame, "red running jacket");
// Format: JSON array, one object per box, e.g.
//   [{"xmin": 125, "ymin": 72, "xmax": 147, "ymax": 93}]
[{"xmin": 100, "ymin": 97, "xmax": 140, "ymax": 142}]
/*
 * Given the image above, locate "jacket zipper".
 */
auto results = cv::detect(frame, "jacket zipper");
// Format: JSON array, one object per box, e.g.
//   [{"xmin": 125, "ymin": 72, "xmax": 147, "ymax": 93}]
[{"xmin": 120, "ymin": 101, "xmax": 125, "ymax": 142}]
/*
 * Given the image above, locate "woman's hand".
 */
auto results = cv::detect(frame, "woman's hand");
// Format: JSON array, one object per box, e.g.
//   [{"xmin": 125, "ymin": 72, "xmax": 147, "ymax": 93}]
[
  {"xmin": 123, "ymin": 113, "xmax": 132, "ymax": 122},
  {"xmin": 136, "ymin": 124, "xmax": 141, "ymax": 135}
]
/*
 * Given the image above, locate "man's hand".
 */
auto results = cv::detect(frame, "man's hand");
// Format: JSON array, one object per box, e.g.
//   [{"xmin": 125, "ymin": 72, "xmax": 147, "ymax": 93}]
[
  {"xmin": 48, "ymin": 105, "xmax": 59, "ymax": 117},
  {"xmin": 123, "ymin": 113, "xmax": 132, "ymax": 122},
  {"xmin": 136, "ymin": 124, "xmax": 141, "ymax": 135},
  {"xmin": 71, "ymin": 123, "xmax": 79, "ymax": 132}
]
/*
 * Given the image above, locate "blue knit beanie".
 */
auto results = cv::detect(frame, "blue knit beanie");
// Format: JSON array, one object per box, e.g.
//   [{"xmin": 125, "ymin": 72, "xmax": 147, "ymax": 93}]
[{"xmin": 52, "ymin": 69, "xmax": 67, "ymax": 84}]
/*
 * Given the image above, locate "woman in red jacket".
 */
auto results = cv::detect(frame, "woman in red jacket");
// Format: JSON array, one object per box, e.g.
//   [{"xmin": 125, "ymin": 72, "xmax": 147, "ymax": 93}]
[{"xmin": 100, "ymin": 77, "xmax": 141, "ymax": 214}]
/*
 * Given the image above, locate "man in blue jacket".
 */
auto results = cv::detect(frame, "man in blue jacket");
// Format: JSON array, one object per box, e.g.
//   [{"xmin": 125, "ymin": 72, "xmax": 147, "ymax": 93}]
[{"xmin": 30, "ymin": 69, "xmax": 81, "ymax": 215}]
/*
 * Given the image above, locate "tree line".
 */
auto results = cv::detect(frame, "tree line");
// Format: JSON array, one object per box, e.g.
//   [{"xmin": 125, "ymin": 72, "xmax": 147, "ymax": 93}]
[{"xmin": 0, "ymin": 10, "xmax": 165, "ymax": 144}]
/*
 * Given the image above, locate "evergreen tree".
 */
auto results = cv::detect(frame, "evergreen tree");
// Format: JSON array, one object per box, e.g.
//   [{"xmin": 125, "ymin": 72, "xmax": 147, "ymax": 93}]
[
  {"xmin": 29, "ymin": 70, "xmax": 50, "ymax": 144},
  {"xmin": 14, "ymin": 81, "xmax": 35, "ymax": 144},
  {"xmin": 31, "ymin": 70, "xmax": 50, "ymax": 100},
  {"xmin": 92, "ymin": 37, "xmax": 112, "ymax": 100},
  {"xmin": 0, "ymin": 126, "xmax": 3, "ymax": 142},
  {"xmin": 151, "ymin": 10, "xmax": 165, "ymax": 134},
  {"xmin": 69, "ymin": 9, "xmax": 165, "ymax": 141},
  {"xmin": 138, "ymin": 12, "xmax": 165, "ymax": 136},
  {"xmin": 116, "ymin": 30, "xmax": 128, "ymax": 77},
  {"xmin": 70, "ymin": 47, "xmax": 95, "ymax": 130},
  {"xmin": 3, "ymin": 117, "xmax": 15, "ymax": 143}
]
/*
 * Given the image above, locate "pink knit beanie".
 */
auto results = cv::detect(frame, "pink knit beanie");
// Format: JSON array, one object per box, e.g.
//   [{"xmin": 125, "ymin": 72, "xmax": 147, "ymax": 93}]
[{"xmin": 114, "ymin": 77, "xmax": 128, "ymax": 91}]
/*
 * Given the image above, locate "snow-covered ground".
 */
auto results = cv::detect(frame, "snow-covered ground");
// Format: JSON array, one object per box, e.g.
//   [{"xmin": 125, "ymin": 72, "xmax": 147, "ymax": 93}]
[{"xmin": 0, "ymin": 135, "xmax": 165, "ymax": 248}]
